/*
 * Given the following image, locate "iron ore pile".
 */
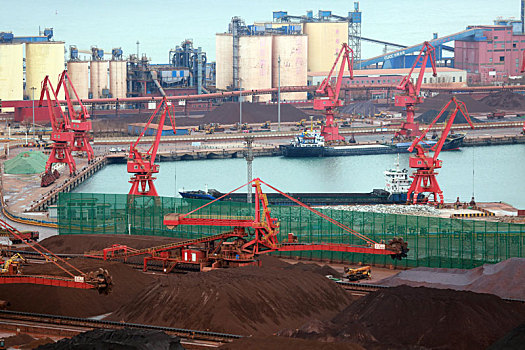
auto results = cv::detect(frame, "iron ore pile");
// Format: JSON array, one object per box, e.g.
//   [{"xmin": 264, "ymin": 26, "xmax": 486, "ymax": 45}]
[{"xmin": 1, "ymin": 235, "xmax": 524, "ymax": 349}]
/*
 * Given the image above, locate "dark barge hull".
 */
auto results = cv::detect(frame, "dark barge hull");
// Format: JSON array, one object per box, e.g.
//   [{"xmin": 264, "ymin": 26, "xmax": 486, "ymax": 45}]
[
  {"xmin": 180, "ymin": 190, "xmax": 409, "ymax": 206},
  {"xmin": 280, "ymin": 134, "xmax": 465, "ymax": 157}
]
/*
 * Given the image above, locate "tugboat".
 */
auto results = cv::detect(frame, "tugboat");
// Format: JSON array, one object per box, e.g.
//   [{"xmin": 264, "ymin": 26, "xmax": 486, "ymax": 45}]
[{"xmin": 180, "ymin": 158, "xmax": 415, "ymax": 206}]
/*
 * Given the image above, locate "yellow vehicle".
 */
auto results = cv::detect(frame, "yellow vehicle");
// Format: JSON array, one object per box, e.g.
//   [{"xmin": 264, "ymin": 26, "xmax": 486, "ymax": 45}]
[
  {"xmin": 261, "ymin": 121, "xmax": 271, "ymax": 129},
  {"xmin": 296, "ymin": 119, "xmax": 307, "ymax": 127},
  {"xmin": 0, "ymin": 253, "xmax": 25, "ymax": 275},
  {"xmin": 343, "ymin": 266, "xmax": 371, "ymax": 281}
]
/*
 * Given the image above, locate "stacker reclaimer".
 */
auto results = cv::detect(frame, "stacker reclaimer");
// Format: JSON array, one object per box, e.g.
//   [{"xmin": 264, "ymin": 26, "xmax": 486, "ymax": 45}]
[{"xmin": 87, "ymin": 179, "xmax": 409, "ymax": 273}]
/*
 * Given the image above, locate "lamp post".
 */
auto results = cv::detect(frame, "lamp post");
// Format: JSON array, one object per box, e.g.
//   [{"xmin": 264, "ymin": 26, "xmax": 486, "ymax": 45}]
[
  {"xmin": 278, "ymin": 55, "xmax": 281, "ymax": 131},
  {"xmin": 31, "ymin": 87, "xmax": 36, "ymax": 141},
  {"xmin": 239, "ymin": 80, "xmax": 243, "ymax": 126}
]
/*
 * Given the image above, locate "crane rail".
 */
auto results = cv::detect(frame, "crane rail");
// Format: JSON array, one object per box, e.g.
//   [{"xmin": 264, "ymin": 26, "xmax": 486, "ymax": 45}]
[{"xmin": 0, "ymin": 310, "xmax": 243, "ymax": 345}]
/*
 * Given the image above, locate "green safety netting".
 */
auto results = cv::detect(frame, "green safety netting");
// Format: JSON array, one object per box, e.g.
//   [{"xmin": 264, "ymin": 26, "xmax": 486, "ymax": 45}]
[
  {"xmin": 57, "ymin": 192, "xmax": 525, "ymax": 269},
  {"xmin": 4, "ymin": 151, "xmax": 47, "ymax": 174}
]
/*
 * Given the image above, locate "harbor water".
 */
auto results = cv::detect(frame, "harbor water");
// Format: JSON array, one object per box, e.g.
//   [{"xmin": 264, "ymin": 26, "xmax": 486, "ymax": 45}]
[{"xmin": 74, "ymin": 144, "xmax": 525, "ymax": 208}]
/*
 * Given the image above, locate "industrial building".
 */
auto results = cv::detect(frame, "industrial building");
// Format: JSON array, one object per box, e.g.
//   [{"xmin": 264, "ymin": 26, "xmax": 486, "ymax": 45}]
[
  {"xmin": 308, "ymin": 68, "xmax": 467, "ymax": 87},
  {"xmin": 455, "ymin": 25, "xmax": 525, "ymax": 84}
]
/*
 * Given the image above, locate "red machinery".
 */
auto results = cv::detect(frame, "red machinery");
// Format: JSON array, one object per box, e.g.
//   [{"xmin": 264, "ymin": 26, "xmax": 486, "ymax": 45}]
[
  {"xmin": 406, "ymin": 97, "xmax": 474, "ymax": 204},
  {"xmin": 313, "ymin": 43, "xmax": 354, "ymax": 142},
  {"xmin": 39, "ymin": 75, "xmax": 76, "ymax": 186},
  {"xmin": 394, "ymin": 41, "xmax": 437, "ymax": 140},
  {"xmin": 0, "ymin": 218, "xmax": 112, "ymax": 293},
  {"xmin": 56, "ymin": 71, "xmax": 94, "ymax": 162},
  {"xmin": 87, "ymin": 179, "xmax": 408, "ymax": 272},
  {"xmin": 127, "ymin": 97, "xmax": 176, "ymax": 196},
  {"xmin": 521, "ymin": 51, "xmax": 525, "ymax": 135}
]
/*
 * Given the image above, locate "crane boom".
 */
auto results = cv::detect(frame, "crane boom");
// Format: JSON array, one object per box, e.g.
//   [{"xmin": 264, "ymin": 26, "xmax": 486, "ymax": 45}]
[
  {"xmin": 394, "ymin": 41, "xmax": 437, "ymax": 140},
  {"xmin": 128, "ymin": 97, "xmax": 176, "ymax": 196},
  {"xmin": 313, "ymin": 43, "xmax": 354, "ymax": 142}
]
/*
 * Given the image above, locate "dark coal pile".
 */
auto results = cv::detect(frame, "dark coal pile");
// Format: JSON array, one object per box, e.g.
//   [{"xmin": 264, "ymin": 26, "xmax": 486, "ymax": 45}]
[
  {"xmin": 37, "ymin": 234, "xmax": 181, "ymax": 254},
  {"xmin": 285, "ymin": 262, "xmax": 342, "ymax": 278},
  {"xmin": 4, "ymin": 333, "xmax": 35, "ymax": 348},
  {"xmin": 108, "ymin": 264, "xmax": 352, "ymax": 336},
  {"xmin": 339, "ymin": 100, "xmax": 380, "ymax": 116},
  {"xmin": 416, "ymin": 108, "xmax": 483, "ymax": 124},
  {"xmin": 219, "ymin": 336, "xmax": 364, "ymax": 350},
  {"xmin": 376, "ymin": 258, "xmax": 525, "ymax": 300},
  {"xmin": 418, "ymin": 93, "xmax": 494, "ymax": 114},
  {"xmin": 481, "ymin": 90, "xmax": 525, "ymax": 110},
  {"xmin": 200, "ymin": 102, "xmax": 308, "ymax": 124},
  {"xmin": 37, "ymin": 328, "xmax": 184, "ymax": 350},
  {"xmin": 487, "ymin": 322, "xmax": 525, "ymax": 350},
  {"xmin": 281, "ymin": 286, "xmax": 525, "ymax": 350},
  {"xmin": 0, "ymin": 258, "xmax": 156, "ymax": 317}
]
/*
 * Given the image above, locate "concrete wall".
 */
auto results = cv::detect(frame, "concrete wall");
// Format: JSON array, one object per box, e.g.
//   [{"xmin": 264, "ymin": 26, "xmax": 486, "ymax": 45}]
[
  {"xmin": 67, "ymin": 61, "xmax": 89, "ymax": 100},
  {"xmin": 239, "ymin": 36, "xmax": 272, "ymax": 102},
  {"xmin": 303, "ymin": 22, "xmax": 348, "ymax": 72},
  {"xmin": 26, "ymin": 42, "xmax": 65, "ymax": 100},
  {"xmin": 90, "ymin": 60, "xmax": 108, "ymax": 98},
  {"xmin": 0, "ymin": 44, "xmax": 23, "ymax": 112},
  {"xmin": 272, "ymin": 35, "xmax": 308, "ymax": 101},
  {"xmin": 215, "ymin": 34, "xmax": 233, "ymax": 90},
  {"xmin": 109, "ymin": 60, "xmax": 127, "ymax": 99}
]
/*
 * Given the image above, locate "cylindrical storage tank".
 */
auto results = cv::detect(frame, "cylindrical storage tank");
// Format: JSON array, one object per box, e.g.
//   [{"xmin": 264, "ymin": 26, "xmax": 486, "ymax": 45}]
[
  {"xmin": 90, "ymin": 60, "xmax": 109, "ymax": 99},
  {"xmin": 215, "ymin": 33, "xmax": 233, "ymax": 90},
  {"xmin": 109, "ymin": 60, "xmax": 127, "ymax": 99},
  {"xmin": 239, "ymin": 35, "xmax": 272, "ymax": 102},
  {"xmin": 66, "ymin": 61, "xmax": 89, "ymax": 100},
  {"xmin": 303, "ymin": 22, "xmax": 348, "ymax": 73},
  {"xmin": 0, "ymin": 43, "xmax": 23, "ymax": 112},
  {"xmin": 25, "ymin": 42, "xmax": 65, "ymax": 100},
  {"xmin": 272, "ymin": 35, "xmax": 308, "ymax": 101}
]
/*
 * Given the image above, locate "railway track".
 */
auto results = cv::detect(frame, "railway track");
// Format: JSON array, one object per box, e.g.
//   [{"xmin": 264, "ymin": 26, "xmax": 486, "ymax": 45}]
[{"xmin": 0, "ymin": 310, "xmax": 242, "ymax": 348}]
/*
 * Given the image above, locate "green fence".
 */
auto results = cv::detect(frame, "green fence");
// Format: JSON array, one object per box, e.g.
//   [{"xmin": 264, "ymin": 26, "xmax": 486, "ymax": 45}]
[{"xmin": 58, "ymin": 192, "xmax": 525, "ymax": 269}]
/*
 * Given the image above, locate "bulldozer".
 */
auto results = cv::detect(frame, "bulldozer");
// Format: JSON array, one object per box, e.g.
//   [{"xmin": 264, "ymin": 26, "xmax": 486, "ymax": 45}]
[{"xmin": 343, "ymin": 266, "xmax": 371, "ymax": 281}]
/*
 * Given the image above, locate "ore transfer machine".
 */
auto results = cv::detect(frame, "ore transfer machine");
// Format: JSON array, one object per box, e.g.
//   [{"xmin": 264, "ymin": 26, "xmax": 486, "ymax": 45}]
[{"xmin": 87, "ymin": 179, "xmax": 409, "ymax": 273}]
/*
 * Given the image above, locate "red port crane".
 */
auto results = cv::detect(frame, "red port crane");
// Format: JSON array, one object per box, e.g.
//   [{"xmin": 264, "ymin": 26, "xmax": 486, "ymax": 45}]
[
  {"xmin": 394, "ymin": 41, "xmax": 437, "ymax": 140},
  {"xmin": 520, "ymin": 50, "xmax": 525, "ymax": 135},
  {"xmin": 127, "ymin": 97, "xmax": 176, "ymax": 196},
  {"xmin": 56, "ymin": 71, "xmax": 95, "ymax": 162},
  {"xmin": 39, "ymin": 75, "xmax": 76, "ymax": 186},
  {"xmin": 406, "ymin": 96, "xmax": 474, "ymax": 204},
  {"xmin": 313, "ymin": 43, "xmax": 354, "ymax": 142}
]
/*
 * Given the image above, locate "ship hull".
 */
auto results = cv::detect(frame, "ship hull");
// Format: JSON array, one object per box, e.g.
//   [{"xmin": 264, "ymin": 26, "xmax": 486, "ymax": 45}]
[
  {"xmin": 181, "ymin": 190, "xmax": 409, "ymax": 206},
  {"xmin": 280, "ymin": 134, "xmax": 466, "ymax": 157}
]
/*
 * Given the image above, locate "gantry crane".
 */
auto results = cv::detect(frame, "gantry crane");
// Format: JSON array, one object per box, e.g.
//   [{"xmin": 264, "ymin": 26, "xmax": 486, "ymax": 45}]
[
  {"xmin": 406, "ymin": 97, "xmax": 474, "ymax": 204},
  {"xmin": 128, "ymin": 97, "xmax": 176, "ymax": 196},
  {"xmin": 313, "ymin": 43, "xmax": 354, "ymax": 142},
  {"xmin": 394, "ymin": 41, "xmax": 437, "ymax": 140},
  {"xmin": 56, "ymin": 70, "xmax": 95, "ymax": 162},
  {"xmin": 39, "ymin": 75, "xmax": 76, "ymax": 187},
  {"xmin": 87, "ymin": 179, "xmax": 409, "ymax": 272}
]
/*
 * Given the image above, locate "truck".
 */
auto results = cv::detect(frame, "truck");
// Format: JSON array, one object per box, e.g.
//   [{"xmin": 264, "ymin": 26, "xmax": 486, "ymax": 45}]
[
  {"xmin": 487, "ymin": 112, "xmax": 505, "ymax": 120},
  {"xmin": 343, "ymin": 266, "xmax": 371, "ymax": 281}
]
